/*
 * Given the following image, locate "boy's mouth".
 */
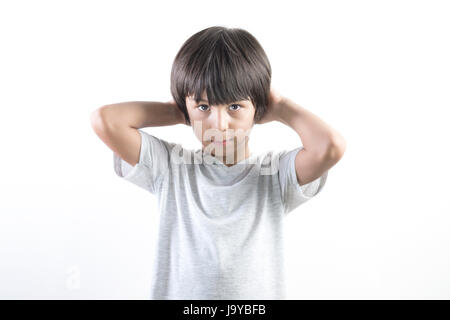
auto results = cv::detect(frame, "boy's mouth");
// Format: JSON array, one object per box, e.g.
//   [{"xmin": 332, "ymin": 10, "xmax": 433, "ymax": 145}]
[{"xmin": 212, "ymin": 138, "xmax": 233, "ymax": 145}]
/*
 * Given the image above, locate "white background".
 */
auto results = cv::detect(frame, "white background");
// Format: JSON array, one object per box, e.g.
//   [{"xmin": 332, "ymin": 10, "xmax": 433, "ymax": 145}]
[{"xmin": 1, "ymin": 0, "xmax": 449, "ymax": 299}]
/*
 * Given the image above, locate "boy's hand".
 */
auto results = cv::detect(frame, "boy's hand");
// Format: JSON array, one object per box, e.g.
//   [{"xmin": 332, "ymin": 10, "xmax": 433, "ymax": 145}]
[
  {"xmin": 255, "ymin": 87, "xmax": 285, "ymax": 125},
  {"xmin": 167, "ymin": 99, "xmax": 189, "ymax": 126}
]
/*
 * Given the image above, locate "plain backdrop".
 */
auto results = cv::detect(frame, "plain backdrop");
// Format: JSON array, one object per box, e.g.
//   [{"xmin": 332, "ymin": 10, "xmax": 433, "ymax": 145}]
[{"xmin": 1, "ymin": 0, "xmax": 449, "ymax": 299}]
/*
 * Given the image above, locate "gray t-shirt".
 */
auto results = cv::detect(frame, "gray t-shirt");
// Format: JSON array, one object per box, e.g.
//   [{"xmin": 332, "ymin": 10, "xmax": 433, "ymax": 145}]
[{"xmin": 113, "ymin": 129, "xmax": 328, "ymax": 299}]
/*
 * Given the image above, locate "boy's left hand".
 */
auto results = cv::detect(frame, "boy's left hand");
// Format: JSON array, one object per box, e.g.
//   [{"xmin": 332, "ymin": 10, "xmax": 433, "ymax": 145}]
[{"xmin": 255, "ymin": 87, "xmax": 284, "ymax": 125}]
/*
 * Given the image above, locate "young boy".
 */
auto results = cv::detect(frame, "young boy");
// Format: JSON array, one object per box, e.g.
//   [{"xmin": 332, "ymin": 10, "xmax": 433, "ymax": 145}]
[{"xmin": 91, "ymin": 26, "xmax": 346, "ymax": 300}]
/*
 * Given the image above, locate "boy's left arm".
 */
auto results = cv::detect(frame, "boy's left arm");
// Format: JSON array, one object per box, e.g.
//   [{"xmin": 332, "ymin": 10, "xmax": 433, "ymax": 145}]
[{"xmin": 268, "ymin": 89, "xmax": 346, "ymax": 186}]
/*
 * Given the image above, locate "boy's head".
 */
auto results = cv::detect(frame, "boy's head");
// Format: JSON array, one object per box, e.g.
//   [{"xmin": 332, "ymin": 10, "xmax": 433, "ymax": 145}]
[{"xmin": 170, "ymin": 26, "xmax": 271, "ymax": 156}]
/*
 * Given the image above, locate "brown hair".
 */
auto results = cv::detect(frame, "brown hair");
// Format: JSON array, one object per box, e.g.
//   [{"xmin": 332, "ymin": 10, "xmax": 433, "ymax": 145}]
[{"xmin": 170, "ymin": 26, "xmax": 272, "ymax": 126}]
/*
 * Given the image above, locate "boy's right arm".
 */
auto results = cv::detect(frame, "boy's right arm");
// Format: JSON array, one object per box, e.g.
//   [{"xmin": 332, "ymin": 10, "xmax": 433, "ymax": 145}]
[{"xmin": 90, "ymin": 100, "xmax": 186, "ymax": 167}]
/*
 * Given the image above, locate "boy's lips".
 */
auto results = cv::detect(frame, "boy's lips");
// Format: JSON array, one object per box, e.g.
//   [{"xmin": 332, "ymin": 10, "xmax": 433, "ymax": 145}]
[{"xmin": 212, "ymin": 138, "xmax": 233, "ymax": 144}]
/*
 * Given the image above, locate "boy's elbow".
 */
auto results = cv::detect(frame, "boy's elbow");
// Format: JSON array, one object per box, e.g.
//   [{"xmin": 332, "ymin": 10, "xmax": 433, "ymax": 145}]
[
  {"xmin": 327, "ymin": 135, "xmax": 346, "ymax": 160},
  {"xmin": 90, "ymin": 107, "xmax": 113, "ymax": 129}
]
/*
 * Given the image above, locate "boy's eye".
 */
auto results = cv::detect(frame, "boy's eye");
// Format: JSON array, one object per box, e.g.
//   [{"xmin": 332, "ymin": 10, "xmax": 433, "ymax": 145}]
[{"xmin": 197, "ymin": 104, "xmax": 242, "ymax": 112}]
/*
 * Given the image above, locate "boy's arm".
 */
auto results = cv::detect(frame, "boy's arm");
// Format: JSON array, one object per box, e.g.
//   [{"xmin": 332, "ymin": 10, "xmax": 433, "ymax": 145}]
[
  {"xmin": 273, "ymin": 92, "xmax": 346, "ymax": 186},
  {"xmin": 94, "ymin": 99, "xmax": 187, "ymax": 129},
  {"xmin": 90, "ymin": 100, "xmax": 186, "ymax": 167}
]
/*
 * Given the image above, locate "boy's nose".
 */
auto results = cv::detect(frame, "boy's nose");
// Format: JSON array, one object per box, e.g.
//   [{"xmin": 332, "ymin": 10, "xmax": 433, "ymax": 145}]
[{"xmin": 212, "ymin": 109, "xmax": 229, "ymax": 131}]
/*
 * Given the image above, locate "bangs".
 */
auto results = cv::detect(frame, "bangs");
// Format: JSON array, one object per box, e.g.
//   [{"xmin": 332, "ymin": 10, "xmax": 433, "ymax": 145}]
[{"xmin": 185, "ymin": 39, "xmax": 255, "ymax": 106}]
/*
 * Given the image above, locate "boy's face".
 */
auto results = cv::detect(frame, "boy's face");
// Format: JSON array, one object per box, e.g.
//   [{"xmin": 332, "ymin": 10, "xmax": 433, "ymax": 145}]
[{"xmin": 185, "ymin": 90, "xmax": 256, "ymax": 160}]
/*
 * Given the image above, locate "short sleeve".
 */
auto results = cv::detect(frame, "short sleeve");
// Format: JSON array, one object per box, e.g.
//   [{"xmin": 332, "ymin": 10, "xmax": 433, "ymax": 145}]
[
  {"xmin": 277, "ymin": 146, "xmax": 328, "ymax": 215},
  {"xmin": 113, "ymin": 129, "xmax": 173, "ymax": 194}
]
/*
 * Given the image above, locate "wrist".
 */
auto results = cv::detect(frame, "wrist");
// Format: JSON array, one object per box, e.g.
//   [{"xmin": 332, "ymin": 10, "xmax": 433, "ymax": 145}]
[
  {"xmin": 274, "ymin": 96, "xmax": 290, "ymax": 124},
  {"xmin": 167, "ymin": 100, "xmax": 186, "ymax": 125}
]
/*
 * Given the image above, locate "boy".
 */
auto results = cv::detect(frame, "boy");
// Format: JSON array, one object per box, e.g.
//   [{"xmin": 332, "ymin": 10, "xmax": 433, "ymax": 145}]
[{"xmin": 90, "ymin": 26, "xmax": 346, "ymax": 300}]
